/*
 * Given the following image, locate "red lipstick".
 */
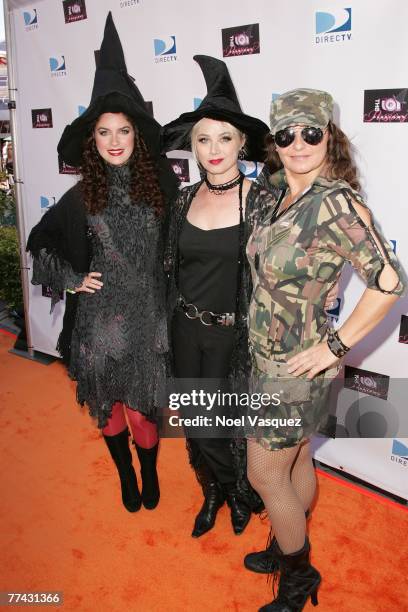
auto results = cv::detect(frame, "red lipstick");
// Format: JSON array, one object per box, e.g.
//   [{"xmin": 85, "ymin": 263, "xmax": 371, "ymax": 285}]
[{"xmin": 209, "ymin": 158, "xmax": 223, "ymax": 165}]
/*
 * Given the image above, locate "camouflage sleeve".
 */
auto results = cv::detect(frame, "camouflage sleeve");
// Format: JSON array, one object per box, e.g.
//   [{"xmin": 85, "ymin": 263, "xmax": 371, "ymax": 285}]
[
  {"xmin": 246, "ymin": 178, "xmax": 279, "ymax": 230},
  {"xmin": 317, "ymin": 188, "xmax": 407, "ymax": 296}
]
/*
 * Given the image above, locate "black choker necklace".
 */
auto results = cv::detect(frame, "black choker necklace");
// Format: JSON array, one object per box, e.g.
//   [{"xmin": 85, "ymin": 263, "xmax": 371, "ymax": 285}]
[{"xmin": 205, "ymin": 171, "xmax": 243, "ymax": 195}]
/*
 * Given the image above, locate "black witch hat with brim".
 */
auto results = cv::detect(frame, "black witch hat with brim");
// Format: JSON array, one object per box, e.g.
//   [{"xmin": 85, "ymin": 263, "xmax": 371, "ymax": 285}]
[
  {"xmin": 57, "ymin": 12, "xmax": 178, "ymax": 199},
  {"xmin": 162, "ymin": 55, "xmax": 269, "ymax": 162}
]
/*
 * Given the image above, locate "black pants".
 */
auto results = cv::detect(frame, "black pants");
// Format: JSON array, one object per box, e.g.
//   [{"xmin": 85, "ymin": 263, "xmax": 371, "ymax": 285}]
[{"xmin": 172, "ymin": 310, "xmax": 236, "ymax": 485}]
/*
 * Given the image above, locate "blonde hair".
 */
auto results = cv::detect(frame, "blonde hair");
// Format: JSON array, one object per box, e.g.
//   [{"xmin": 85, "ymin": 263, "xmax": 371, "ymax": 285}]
[{"xmin": 190, "ymin": 119, "xmax": 246, "ymax": 164}]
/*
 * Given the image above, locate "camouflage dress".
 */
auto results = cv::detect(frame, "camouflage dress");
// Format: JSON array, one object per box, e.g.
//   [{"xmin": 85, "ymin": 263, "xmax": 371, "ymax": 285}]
[{"xmin": 246, "ymin": 170, "xmax": 406, "ymax": 450}]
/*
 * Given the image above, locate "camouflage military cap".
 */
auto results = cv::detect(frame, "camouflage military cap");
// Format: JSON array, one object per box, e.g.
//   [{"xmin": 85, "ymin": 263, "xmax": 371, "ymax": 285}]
[{"xmin": 270, "ymin": 88, "xmax": 333, "ymax": 135}]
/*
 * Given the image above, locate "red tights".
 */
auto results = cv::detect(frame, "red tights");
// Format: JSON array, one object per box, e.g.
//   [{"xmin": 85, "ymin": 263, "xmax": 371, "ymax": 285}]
[{"xmin": 102, "ymin": 402, "xmax": 158, "ymax": 449}]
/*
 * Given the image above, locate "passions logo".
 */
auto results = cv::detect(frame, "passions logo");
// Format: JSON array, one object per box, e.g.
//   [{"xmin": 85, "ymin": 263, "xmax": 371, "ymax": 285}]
[
  {"xmin": 49, "ymin": 55, "xmax": 67, "ymax": 77},
  {"xmin": 58, "ymin": 155, "xmax": 78, "ymax": 175},
  {"xmin": 315, "ymin": 8, "xmax": 352, "ymax": 44},
  {"xmin": 390, "ymin": 439, "xmax": 408, "ymax": 467},
  {"xmin": 63, "ymin": 0, "xmax": 87, "ymax": 23},
  {"xmin": 40, "ymin": 196, "xmax": 56, "ymax": 215},
  {"xmin": 154, "ymin": 36, "xmax": 177, "ymax": 63},
  {"xmin": 222, "ymin": 23, "xmax": 260, "ymax": 57},
  {"xmin": 42, "ymin": 285, "xmax": 63, "ymax": 300},
  {"xmin": 344, "ymin": 365, "xmax": 389, "ymax": 400},
  {"xmin": 364, "ymin": 89, "xmax": 408, "ymax": 123},
  {"xmin": 238, "ymin": 161, "xmax": 262, "ymax": 180},
  {"xmin": 399, "ymin": 314, "xmax": 408, "ymax": 345},
  {"xmin": 170, "ymin": 159, "xmax": 189, "ymax": 183},
  {"xmin": 23, "ymin": 9, "xmax": 38, "ymax": 31},
  {"xmin": 32, "ymin": 108, "xmax": 53, "ymax": 128}
]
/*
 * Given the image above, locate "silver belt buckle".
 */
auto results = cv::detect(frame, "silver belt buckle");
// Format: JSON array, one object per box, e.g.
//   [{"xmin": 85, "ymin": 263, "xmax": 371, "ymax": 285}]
[
  {"xmin": 224, "ymin": 313, "xmax": 235, "ymax": 326},
  {"xmin": 216, "ymin": 312, "xmax": 235, "ymax": 326}
]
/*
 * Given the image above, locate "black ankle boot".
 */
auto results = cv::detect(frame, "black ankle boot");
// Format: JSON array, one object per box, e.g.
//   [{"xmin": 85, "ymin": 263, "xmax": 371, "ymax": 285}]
[
  {"xmin": 103, "ymin": 428, "xmax": 142, "ymax": 513},
  {"xmin": 135, "ymin": 442, "xmax": 160, "ymax": 510},
  {"xmin": 245, "ymin": 511, "xmax": 310, "ymax": 574},
  {"xmin": 224, "ymin": 483, "xmax": 251, "ymax": 535},
  {"xmin": 192, "ymin": 481, "xmax": 225, "ymax": 537},
  {"xmin": 244, "ymin": 529, "xmax": 280, "ymax": 573},
  {"xmin": 258, "ymin": 539, "xmax": 321, "ymax": 612}
]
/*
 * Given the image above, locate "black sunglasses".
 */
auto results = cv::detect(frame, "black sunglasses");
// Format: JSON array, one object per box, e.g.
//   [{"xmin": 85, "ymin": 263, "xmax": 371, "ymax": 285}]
[{"xmin": 274, "ymin": 126, "xmax": 325, "ymax": 148}]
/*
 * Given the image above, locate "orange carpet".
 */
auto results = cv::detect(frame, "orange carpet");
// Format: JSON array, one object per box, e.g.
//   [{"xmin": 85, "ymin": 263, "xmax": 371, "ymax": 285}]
[{"xmin": 0, "ymin": 330, "xmax": 407, "ymax": 612}]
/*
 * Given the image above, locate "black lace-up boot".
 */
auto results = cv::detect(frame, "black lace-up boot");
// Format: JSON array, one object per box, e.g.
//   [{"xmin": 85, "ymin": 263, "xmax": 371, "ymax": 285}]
[
  {"xmin": 258, "ymin": 538, "xmax": 320, "ymax": 612},
  {"xmin": 245, "ymin": 511, "xmax": 310, "ymax": 573},
  {"xmin": 224, "ymin": 483, "xmax": 251, "ymax": 535},
  {"xmin": 191, "ymin": 463, "xmax": 225, "ymax": 537}
]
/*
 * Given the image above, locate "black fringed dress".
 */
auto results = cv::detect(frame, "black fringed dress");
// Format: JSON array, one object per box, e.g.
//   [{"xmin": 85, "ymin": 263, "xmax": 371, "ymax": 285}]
[{"xmin": 28, "ymin": 163, "xmax": 168, "ymax": 428}]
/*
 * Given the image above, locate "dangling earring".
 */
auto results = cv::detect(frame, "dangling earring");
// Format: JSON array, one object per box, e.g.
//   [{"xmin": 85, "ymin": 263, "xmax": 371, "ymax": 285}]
[{"xmin": 238, "ymin": 148, "xmax": 245, "ymax": 160}]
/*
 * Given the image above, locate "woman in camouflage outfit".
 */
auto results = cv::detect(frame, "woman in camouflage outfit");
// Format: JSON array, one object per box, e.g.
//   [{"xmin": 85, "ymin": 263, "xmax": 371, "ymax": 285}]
[{"xmin": 243, "ymin": 89, "xmax": 406, "ymax": 611}]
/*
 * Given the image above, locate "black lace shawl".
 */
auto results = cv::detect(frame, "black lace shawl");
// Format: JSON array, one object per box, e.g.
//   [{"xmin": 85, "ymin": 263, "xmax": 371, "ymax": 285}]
[{"xmin": 26, "ymin": 183, "xmax": 90, "ymax": 364}]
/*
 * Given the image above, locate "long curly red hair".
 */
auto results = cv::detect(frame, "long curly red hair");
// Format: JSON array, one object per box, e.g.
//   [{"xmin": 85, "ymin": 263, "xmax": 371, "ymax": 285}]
[
  {"xmin": 80, "ymin": 117, "xmax": 165, "ymax": 216},
  {"xmin": 265, "ymin": 121, "xmax": 361, "ymax": 191}
]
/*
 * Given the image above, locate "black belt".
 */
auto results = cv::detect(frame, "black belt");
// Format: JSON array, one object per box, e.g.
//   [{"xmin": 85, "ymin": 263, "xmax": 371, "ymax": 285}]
[{"xmin": 177, "ymin": 295, "xmax": 235, "ymax": 327}]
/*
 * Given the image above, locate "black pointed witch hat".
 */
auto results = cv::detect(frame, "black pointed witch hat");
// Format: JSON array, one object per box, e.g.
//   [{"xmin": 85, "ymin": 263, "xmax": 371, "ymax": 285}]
[
  {"xmin": 57, "ymin": 12, "xmax": 178, "ymax": 197},
  {"xmin": 162, "ymin": 55, "xmax": 269, "ymax": 161}
]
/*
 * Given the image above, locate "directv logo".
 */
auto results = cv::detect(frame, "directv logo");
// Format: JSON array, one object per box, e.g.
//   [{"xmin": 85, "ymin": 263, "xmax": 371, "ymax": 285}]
[
  {"xmin": 154, "ymin": 36, "xmax": 177, "ymax": 63},
  {"xmin": 390, "ymin": 439, "xmax": 408, "ymax": 467},
  {"xmin": 119, "ymin": 0, "xmax": 140, "ymax": 7},
  {"xmin": 23, "ymin": 9, "xmax": 38, "ymax": 30},
  {"xmin": 327, "ymin": 297, "xmax": 341, "ymax": 322},
  {"xmin": 49, "ymin": 56, "xmax": 67, "ymax": 77},
  {"xmin": 78, "ymin": 105, "xmax": 87, "ymax": 116},
  {"xmin": 315, "ymin": 8, "xmax": 352, "ymax": 44},
  {"xmin": 193, "ymin": 98, "xmax": 203, "ymax": 110},
  {"xmin": 40, "ymin": 196, "xmax": 56, "ymax": 215},
  {"xmin": 238, "ymin": 161, "xmax": 261, "ymax": 180}
]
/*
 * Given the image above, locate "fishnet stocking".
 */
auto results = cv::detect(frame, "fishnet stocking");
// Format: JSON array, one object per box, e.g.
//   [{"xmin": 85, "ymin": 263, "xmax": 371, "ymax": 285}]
[
  {"xmin": 247, "ymin": 440, "xmax": 306, "ymax": 554},
  {"xmin": 290, "ymin": 441, "xmax": 316, "ymax": 513}
]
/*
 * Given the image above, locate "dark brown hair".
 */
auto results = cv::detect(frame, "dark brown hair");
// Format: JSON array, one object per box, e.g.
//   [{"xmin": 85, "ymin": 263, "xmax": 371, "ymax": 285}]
[
  {"xmin": 80, "ymin": 118, "xmax": 165, "ymax": 216},
  {"xmin": 264, "ymin": 121, "xmax": 361, "ymax": 191}
]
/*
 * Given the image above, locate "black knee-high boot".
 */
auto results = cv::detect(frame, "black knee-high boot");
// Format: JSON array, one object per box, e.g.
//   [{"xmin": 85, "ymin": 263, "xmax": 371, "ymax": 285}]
[
  {"xmin": 135, "ymin": 442, "xmax": 160, "ymax": 510},
  {"xmin": 258, "ymin": 538, "xmax": 321, "ymax": 612},
  {"xmin": 103, "ymin": 428, "xmax": 142, "ymax": 513}
]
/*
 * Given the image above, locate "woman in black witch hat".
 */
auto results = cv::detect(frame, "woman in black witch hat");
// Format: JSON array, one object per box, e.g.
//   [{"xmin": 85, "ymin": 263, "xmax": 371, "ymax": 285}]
[
  {"xmin": 27, "ymin": 14, "xmax": 178, "ymax": 513},
  {"xmin": 163, "ymin": 55, "xmax": 278, "ymax": 537}
]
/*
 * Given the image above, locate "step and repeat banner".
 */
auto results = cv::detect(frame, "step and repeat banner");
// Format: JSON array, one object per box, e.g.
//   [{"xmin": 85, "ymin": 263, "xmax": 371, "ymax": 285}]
[{"xmin": 8, "ymin": 0, "xmax": 408, "ymax": 498}]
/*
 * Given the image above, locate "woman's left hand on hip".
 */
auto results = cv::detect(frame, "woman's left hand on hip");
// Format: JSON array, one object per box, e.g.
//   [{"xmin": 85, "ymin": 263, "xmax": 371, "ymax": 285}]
[{"xmin": 286, "ymin": 343, "xmax": 340, "ymax": 379}]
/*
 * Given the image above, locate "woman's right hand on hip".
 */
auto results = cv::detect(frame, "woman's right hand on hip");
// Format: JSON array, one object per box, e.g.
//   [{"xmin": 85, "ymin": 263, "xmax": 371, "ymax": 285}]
[{"xmin": 75, "ymin": 272, "xmax": 103, "ymax": 293}]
